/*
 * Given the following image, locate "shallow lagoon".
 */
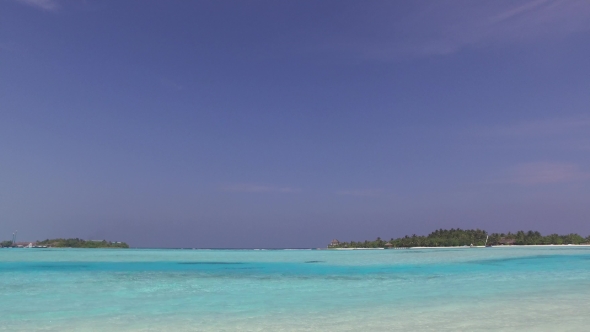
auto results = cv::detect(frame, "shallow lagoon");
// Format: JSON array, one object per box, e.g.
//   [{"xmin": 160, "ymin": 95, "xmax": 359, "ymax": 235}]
[{"xmin": 2, "ymin": 247, "xmax": 590, "ymax": 331}]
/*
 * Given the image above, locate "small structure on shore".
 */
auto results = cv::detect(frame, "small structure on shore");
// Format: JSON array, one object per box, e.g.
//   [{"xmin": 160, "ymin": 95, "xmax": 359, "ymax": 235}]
[
  {"xmin": 14, "ymin": 242, "xmax": 35, "ymax": 248},
  {"xmin": 498, "ymin": 238, "xmax": 516, "ymax": 245},
  {"xmin": 384, "ymin": 242, "xmax": 393, "ymax": 249},
  {"xmin": 328, "ymin": 239, "xmax": 340, "ymax": 247}
]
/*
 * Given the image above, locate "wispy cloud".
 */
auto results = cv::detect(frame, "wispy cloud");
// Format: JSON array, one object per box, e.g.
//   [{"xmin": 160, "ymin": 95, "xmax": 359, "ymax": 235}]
[
  {"xmin": 336, "ymin": 189, "xmax": 382, "ymax": 197},
  {"xmin": 15, "ymin": 0, "xmax": 59, "ymax": 11},
  {"xmin": 221, "ymin": 184, "xmax": 300, "ymax": 193},
  {"xmin": 354, "ymin": 0, "xmax": 590, "ymax": 59},
  {"xmin": 490, "ymin": 0, "xmax": 552, "ymax": 23},
  {"xmin": 507, "ymin": 162, "xmax": 590, "ymax": 185}
]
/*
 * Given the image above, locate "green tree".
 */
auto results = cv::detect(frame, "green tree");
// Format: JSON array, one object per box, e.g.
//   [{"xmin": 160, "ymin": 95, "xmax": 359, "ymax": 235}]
[
  {"xmin": 330, "ymin": 229, "xmax": 588, "ymax": 249},
  {"xmin": 1, "ymin": 240, "xmax": 13, "ymax": 247}
]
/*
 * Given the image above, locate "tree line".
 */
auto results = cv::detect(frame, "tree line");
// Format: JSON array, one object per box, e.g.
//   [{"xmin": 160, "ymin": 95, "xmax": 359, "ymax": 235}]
[
  {"xmin": 332, "ymin": 229, "xmax": 590, "ymax": 248},
  {"xmin": 1, "ymin": 238, "xmax": 129, "ymax": 248}
]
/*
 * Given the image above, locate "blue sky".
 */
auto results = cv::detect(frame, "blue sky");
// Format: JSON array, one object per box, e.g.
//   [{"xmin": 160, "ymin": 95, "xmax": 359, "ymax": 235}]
[{"xmin": 1, "ymin": 0, "xmax": 589, "ymax": 247}]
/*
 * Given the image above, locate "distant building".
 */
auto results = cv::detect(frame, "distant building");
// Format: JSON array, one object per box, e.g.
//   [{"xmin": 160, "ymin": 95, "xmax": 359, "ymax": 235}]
[
  {"xmin": 14, "ymin": 242, "xmax": 35, "ymax": 248},
  {"xmin": 498, "ymin": 238, "xmax": 516, "ymax": 245},
  {"xmin": 329, "ymin": 239, "xmax": 340, "ymax": 247},
  {"xmin": 384, "ymin": 242, "xmax": 393, "ymax": 248}
]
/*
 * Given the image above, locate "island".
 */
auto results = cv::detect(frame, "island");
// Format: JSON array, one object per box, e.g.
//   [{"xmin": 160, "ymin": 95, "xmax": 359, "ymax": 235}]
[
  {"xmin": 1, "ymin": 238, "xmax": 129, "ymax": 248},
  {"xmin": 328, "ymin": 229, "xmax": 590, "ymax": 248}
]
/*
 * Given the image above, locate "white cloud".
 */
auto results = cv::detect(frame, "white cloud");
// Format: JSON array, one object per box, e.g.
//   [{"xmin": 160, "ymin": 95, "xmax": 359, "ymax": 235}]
[{"xmin": 15, "ymin": 0, "xmax": 59, "ymax": 11}]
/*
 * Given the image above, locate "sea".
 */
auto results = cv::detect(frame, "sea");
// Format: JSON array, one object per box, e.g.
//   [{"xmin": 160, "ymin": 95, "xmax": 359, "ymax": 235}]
[{"xmin": 1, "ymin": 246, "xmax": 590, "ymax": 331}]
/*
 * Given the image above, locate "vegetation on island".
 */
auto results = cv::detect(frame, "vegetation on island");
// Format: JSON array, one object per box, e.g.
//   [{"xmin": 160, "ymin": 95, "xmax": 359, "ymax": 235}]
[
  {"xmin": 0, "ymin": 238, "xmax": 129, "ymax": 248},
  {"xmin": 36, "ymin": 238, "xmax": 129, "ymax": 248},
  {"xmin": 331, "ymin": 229, "xmax": 590, "ymax": 248},
  {"xmin": 0, "ymin": 241, "xmax": 13, "ymax": 248}
]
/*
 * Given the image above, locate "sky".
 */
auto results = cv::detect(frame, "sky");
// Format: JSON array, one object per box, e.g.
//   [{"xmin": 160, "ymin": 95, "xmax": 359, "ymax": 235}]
[{"xmin": 1, "ymin": 0, "xmax": 589, "ymax": 248}]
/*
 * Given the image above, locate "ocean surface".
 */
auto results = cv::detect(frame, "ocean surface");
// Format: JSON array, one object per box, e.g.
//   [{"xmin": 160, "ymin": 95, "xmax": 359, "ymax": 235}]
[{"xmin": 2, "ymin": 246, "xmax": 590, "ymax": 331}]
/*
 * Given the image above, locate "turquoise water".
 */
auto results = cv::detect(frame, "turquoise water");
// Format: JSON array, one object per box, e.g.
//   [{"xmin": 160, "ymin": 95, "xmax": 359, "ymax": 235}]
[{"xmin": 2, "ymin": 247, "xmax": 590, "ymax": 331}]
